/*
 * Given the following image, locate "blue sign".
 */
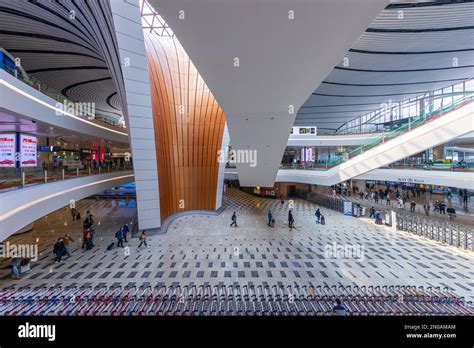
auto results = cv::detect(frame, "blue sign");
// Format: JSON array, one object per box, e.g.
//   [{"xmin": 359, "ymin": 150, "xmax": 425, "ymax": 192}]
[
  {"xmin": 37, "ymin": 146, "xmax": 60, "ymax": 152},
  {"xmin": 343, "ymin": 201, "xmax": 353, "ymax": 216}
]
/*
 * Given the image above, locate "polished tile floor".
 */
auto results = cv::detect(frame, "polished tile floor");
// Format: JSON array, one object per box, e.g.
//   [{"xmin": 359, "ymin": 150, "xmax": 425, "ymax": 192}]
[{"xmin": 1, "ymin": 189, "xmax": 473, "ymax": 302}]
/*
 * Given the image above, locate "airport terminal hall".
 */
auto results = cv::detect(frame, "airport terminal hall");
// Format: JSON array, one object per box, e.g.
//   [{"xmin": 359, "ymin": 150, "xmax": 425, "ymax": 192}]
[{"xmin": 0, "ymin": 0, "xmax": 473, "ymax": 346}]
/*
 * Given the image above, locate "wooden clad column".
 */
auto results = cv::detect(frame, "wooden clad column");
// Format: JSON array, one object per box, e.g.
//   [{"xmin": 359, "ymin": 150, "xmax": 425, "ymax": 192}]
[{"xmin": 144, "ymin": 32, "xmax": 226, "ymax": 222}]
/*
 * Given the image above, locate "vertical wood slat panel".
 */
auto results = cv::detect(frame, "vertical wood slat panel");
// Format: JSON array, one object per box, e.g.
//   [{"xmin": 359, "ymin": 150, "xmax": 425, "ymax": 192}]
[{"xmin": 145, "ymin": 33, "xmax": 226, "ymax": 221}]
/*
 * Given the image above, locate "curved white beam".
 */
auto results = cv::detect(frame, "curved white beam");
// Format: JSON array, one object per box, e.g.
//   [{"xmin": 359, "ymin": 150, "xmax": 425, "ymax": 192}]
[
  {"xmin": 0, "ymin": 171, "xmax": 134, "ymax": 240},
  {"xmin": 0, "ymin": 71, "xmax": 129, "ymax": 143}
]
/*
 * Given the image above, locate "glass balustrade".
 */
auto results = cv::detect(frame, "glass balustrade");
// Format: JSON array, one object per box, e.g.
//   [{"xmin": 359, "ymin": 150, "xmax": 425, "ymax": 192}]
[
  {"xmin": 280, "ymin": 94, "xmax": 473, "ymax": 171},
  {"xmin": 0, "ymin": 48, "xmax": 126, "ymax": 130},
  {"xmin": 0, "ymin": 163, "xmax": 134, "ymax": 193}
]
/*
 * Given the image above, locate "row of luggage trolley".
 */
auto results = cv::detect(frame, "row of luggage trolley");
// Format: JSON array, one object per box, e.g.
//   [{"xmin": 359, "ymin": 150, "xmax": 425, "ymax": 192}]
[
  {"xmin": 397, "ymin": 213, "xmax": 472, "ymax": 250},
  {"xmin": 0, "ymin": 284, "xmax": 471, "ymax": 316}
]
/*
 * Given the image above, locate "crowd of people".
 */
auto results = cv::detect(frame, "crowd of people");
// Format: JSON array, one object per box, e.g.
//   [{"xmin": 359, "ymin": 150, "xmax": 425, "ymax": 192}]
[
  {"xmin": 332, "ymin": 183, "xmax": 470, "ymax": 220},
  {"xmin": 48, "ymin": 208, "xmax": 146, "ymax": 268}
]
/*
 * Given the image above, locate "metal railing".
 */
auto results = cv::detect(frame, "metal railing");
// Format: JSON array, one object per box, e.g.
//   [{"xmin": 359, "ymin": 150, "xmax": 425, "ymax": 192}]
[
  {"xmin": 0, "ymin": 66, "xmax": 125, "ymax": 129},
  {"xmin": 397, "ymin": 213, "xmax": 472, "ymax": 251},
  {"xmin": 296, "ymin": 191, "xmax": 344, "ymax": 213},
  {"xmin": 285, "ymin": 94, "xmax": 474, "ymax": 171},
  {"xmin": 0, "ymin": 163, "xmax": 133, "ymax": 193},
  {"xmin": 280, "ymin": 161, "xmax": 474, "ymax": 172},
  {"xmin": 338, "ymin": 80, "xmax": 473, "ymax": 135}
]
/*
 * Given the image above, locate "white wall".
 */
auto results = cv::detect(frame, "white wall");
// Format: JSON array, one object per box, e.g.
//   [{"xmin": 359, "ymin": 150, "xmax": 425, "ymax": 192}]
[
  {"xmin": 109, "ymin": 0, "xmax": 161, "ymax": 230},
  {"xmin": 0, "ymin": 171, "xmax": 134, "ymax": 240}
]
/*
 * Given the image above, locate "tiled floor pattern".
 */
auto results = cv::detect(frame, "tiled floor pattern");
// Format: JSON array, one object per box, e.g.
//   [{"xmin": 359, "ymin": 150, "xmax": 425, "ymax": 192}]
[{"xmin": 1, "ymin": 189, "xmax": 473, "ymax": 302}]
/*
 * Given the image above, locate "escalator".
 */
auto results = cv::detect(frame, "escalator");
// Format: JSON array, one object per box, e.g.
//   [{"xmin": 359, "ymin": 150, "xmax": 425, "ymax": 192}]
[{"xmin": 277, "ymin": 96, "xmax": 474, "ymax": 186}]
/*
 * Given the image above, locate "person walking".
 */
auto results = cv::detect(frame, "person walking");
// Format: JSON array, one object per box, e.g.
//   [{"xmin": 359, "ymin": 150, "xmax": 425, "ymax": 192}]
[
  {"xmin": 369, "ymin": 206, "xmax": 375, "ymax": 218},
  {"xmin": 115, "ymin": 228, "xmax": 125, "ymax": 247},
  {"xmin": 137, "ymin": 231, "xmax": 148, "ymax": 250},
  {"xmin": 9, "ymin": 258, "xmax": 21, "ymax": 280},
  {"xmin": 267, "ymin": 210, "xmax": 273, "ymax": 226},
  {"xmin": 288, "ymin": 210, "xmax": 294, "ymax": 230},
  {"xmin": 230, "ymin": 212, "xmax": 237, "ymax": 227},
  {"xmin": 386, "ymin": 193, "xmax": 391, "ymax": 206},
  {"xmin": 374, "ymin": 210, "xmax": 380, "ymax": 224},
  {"xmin": 53, "ymin": 238, "xmax": 65, "ymax": 263},
  {"xmin": 71, "ymin": 207, "xmax": 77, "ymax": 221},
  {"xmin": 440, "ymin": 202, "xmax": 446, "ymax": 214},
  {"xmin": 397, "ymin": 197, "xmax": 403, "ymax": 209},
  {"xmin": 85, "ymin": 210, "xmax": 93, "ymax": 224},
  {"xmin": 423, "ymin": 203, "xmax": 430, "ymax": 216},
  {"xmin": 82, "ymin": 211, "xmax": 93, "ymax": 234},
  {"xmin": 63, "ymin": 234, "xmax": 74, "ymax": 257},
  {"xmin": 410, "ymin": 200, "xmax": 416, "ymax": 213},
  {"xmin": 315, "ymin": 208, "xmax": 321, "ymax": 224},
  {"xmin": 82, "ymin": 229, "xmax": 93, "ymax": 250},
  {"xmin": 447, "ymin": 188, "xmax": 452, "ymax": 200},
  {"xmin": 122, "ymin": 223, "xmax": 129, "ymax": 243}
]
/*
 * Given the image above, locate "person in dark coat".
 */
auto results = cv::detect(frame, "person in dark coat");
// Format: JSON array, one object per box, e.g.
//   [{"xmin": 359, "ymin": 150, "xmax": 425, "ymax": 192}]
[
  {"xmin": 115, "ymin": 228, "xmax": 125, "ymax": 247},
  {"xmin": 267, "ymin": 211, "xmax": 273, "ymax": 226},
  {"xmin": 288, "ymin": 210, "xmax": 294, "ymax": 229},
  {"xmin": 230, "ymin": 212, "xmax": 237, "ymax": 227},
  {"xmin": 53, "ymin": 239, "xmax": 65, "ymax": 263}
]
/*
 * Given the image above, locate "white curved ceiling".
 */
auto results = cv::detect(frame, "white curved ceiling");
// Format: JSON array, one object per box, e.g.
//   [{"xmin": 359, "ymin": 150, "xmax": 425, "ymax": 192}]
[
  {"xmin": 296, "ymin": 0, "xmax": 474, "ymax": 130},
  {"xmin": 0, "ymin": 0, "xmax": 127, "ymax": 122}
]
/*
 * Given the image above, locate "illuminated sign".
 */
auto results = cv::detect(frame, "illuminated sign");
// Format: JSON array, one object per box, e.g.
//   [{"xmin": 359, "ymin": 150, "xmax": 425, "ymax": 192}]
[
  {"xmin": 0, "ymin": 133, "xmax": 16, "ymax": 167},
  {"xmin": 396, "ymin": 178, "xmax": 425, "ymax": 184},
  {"xmin": 20, "ymin": 134, "xmax": 37, "ymax": 167},
  {"xmin": 291, "ymin": 127, "xmax": 317, "ymax": 135},
  {"xmin": 37, "ymin": 145, "xmax": 60, "ymax": 152},
  {"xmin": 301, "ymin": 147, "xmax": 313, "ymax": 162}
]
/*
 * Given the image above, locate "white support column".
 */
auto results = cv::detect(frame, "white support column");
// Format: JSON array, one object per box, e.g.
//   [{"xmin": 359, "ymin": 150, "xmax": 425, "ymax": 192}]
[
  {"xmin": 215, "ymin": 124, "xmax": 230, "ymax": 210},
  {"xmin": 109, "ymin": 0, "xmax": 161, "ymax": 229}
]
